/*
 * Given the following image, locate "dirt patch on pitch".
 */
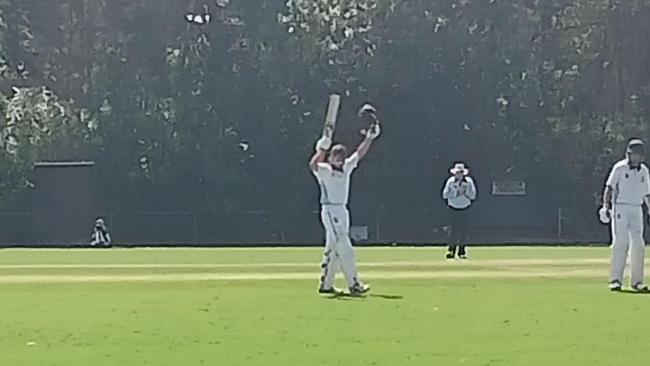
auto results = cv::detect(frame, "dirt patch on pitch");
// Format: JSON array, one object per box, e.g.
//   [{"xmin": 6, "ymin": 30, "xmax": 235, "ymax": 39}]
[
  {"xmin": 0, "ymin": 258, "xmax": 617, "ymax": 283},
  {"xmin": 0, "ymin": 258, "xmax": 609, "ymax": 270},
  {"xmin": 0, "ymin": 268, "xmax": 609, "ymax": 284}
]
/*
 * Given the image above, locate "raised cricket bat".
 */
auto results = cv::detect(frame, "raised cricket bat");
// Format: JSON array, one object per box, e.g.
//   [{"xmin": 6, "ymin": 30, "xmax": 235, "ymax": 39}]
[{"xmin": 322, "ymin": 94, "xmax": 341, "ymax": 139}]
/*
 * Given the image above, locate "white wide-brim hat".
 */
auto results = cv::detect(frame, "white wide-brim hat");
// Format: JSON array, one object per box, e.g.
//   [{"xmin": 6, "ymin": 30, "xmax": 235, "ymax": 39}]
[{"xmin": 450, "ymin": 163, "xmax": 469, "ymax": 175}]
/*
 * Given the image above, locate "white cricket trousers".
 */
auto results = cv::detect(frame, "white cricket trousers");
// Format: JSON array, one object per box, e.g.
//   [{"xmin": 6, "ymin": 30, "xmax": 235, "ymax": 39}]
[
  {"xmin": 319, "ymin": 205, "xmax": 362, "ymax": 289},
  {"xmin": 610, "ymin": 204, "xmax": 646, "ymax": 286}
]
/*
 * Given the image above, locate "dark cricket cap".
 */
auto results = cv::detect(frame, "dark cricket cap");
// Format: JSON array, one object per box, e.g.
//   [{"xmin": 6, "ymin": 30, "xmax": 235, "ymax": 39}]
[{"xmin": 627, "ymin": 138, "xmax": 645, "ymax": 153}]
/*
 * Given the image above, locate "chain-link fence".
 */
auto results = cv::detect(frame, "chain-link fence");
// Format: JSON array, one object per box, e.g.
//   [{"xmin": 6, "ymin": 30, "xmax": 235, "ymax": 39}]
[{"xmin": 0, "ymin": 206, "xmax": 609, "ymax": 247}]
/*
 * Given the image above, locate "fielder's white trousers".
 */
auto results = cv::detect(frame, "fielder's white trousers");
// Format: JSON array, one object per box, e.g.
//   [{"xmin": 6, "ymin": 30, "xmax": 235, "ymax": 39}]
[
  {"xmin": 319, "ymin": 205, "xmax": 362, "ymax": 289},
  {"xmin": 610, "ymin": 204, "xmax": 646, "ymax": 286}
]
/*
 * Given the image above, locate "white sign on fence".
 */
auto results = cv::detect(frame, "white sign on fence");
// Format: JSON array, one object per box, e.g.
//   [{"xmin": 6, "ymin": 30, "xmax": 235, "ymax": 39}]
[
  {"xmin": 492, "ymin": 181, "xmax": 526, "ymax": 196},
  {"xmin": 351, "ymin": 226, "xmax": 369, "ymax": 241}
]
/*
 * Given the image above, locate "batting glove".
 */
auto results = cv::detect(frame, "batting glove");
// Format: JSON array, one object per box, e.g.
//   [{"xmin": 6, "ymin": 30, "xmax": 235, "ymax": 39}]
[
  {"xmin": 598, "ymin": 206, "xmax": 611, "ymax": 224},
  {"xmin": 315, "ymin": 136, "xmax": 332, "ymax": 151},
  {"xmin": 364, "ymin": 122, "xmax": 381, "ymax": 140}
]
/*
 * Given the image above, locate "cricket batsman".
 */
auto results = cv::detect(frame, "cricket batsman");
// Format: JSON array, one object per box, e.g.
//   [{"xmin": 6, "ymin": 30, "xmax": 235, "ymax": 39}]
[
  {"xmin": 600, "ymin": 138, "xmax": 650, "ymax": 292},
  {"xmin": 308, "ymin": 104, "xmax": 380, "ymax": 296}
]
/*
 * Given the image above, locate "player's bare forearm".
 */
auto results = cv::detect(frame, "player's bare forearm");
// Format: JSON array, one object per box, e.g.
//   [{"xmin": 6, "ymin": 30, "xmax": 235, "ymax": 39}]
[
  {"xmin": 309, "ymin": 150, "xmax": 327, "ymax": 172},
  {"xmin": 603, "ymin": 186, "xmax": 613, "ymax": 209},
  {"xmin": 355, "ymin": 137, "xmax": 373, "ymax": 160},
  {"xmin": 355, "ymin": 104, "xmax": 380, "ymax": 160}
]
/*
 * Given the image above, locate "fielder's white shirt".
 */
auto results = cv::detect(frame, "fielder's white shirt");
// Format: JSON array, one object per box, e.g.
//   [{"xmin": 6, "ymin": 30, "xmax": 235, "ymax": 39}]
[
  {"xmin": 606, "ymin": 159, "xmax": 650, "ymax": 206},
  {"xmin": 312, "ymin": 152, "xmax": 359, "ymax": 206},
  {"xmin": 442, "ymin": 176, "xmax": 477, "ymax": 209}
]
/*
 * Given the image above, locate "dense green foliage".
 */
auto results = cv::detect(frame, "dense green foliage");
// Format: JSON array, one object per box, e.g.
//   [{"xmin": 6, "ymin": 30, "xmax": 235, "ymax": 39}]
[{"xmin": 0, "ymin": 0, "xmax": 648, "ymax": 224}]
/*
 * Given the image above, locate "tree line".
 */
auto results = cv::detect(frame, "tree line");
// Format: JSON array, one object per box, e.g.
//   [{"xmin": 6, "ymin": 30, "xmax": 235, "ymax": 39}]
[{"xmin": 0, "ymin": 0, "xmax": 648, "ymax": 234}]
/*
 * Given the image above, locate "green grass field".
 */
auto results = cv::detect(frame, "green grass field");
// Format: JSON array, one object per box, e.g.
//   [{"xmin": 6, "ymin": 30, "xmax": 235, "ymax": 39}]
[{"xmin": 0, "ymin": 246, "xmax": 648, "ymax": 366}]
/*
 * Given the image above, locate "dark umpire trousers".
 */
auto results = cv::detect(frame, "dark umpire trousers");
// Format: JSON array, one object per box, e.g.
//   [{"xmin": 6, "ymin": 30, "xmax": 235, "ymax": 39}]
[{"xmin": 448, "ymin": 206, "xmax": 470, "ymax": 255}]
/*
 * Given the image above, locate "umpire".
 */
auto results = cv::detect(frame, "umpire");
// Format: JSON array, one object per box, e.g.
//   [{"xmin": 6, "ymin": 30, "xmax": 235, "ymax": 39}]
[{"xmin": 441, "ymin": 162, "xmax": 477, "ymax": 259}]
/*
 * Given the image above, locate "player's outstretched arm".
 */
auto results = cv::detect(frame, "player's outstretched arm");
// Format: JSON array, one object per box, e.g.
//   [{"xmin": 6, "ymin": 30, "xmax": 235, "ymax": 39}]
[
  {"xmin": 309, "ymin": 136, "xmax": 331, "ymax": 172},
  {"xmin": 355, "ymin": 136, "xmax": 373, "ymax": 161},
  {"xmin": 355, "ymin": 122, "xmax": 381, "ymax": 160},
  {"xmin": 353, "ymin": 103, "xmax": 381, "ymax": 161}
]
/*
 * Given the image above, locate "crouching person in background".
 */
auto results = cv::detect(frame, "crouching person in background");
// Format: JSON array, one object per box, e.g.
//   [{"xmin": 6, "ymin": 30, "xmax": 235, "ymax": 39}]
[{"xmin": 90, "ymin": 218, "xmax": 112, "ymax": 248}]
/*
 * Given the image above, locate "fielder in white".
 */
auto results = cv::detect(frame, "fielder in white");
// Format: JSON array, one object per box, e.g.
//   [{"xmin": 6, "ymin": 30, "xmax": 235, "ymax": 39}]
[
  {"xmin": 309, "ymin": 113, "xmax": 380, "ymax": 296},
  {"xmin": 600, "ymin": 138, "xmax": 650, "ymax": 292}
]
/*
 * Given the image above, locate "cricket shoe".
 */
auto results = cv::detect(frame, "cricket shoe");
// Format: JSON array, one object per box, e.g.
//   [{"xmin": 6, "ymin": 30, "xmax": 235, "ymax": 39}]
[
  {"xmin": 349, "ymin": 283, "xmax": 371, "ymax": 297},
  {"xmin": 445, "ymin": 252, "xmax": 455, "ymax": 260},
  {"xmin": 608, "ymin": 280, "xmax": 622, "ymax": 292},
  {"xmin": 458, "ymin": 254, "xmax": 468, "ymax": 260},
  {"xmin": 318, "ymin": 286, "xmax": 343, "ymax": 295},
  {"xmin": 631, "ymin": 283, "xmax": 650, "ymax": 293}
]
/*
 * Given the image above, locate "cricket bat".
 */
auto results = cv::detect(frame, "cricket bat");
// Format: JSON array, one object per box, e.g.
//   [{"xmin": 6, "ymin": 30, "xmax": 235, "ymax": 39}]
[{"xmin": 322, "ymin": 94, "xmax": 341, "ymax": 139}]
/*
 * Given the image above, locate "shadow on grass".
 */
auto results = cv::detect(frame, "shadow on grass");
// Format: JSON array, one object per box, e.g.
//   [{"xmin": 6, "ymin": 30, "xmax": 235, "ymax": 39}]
[
  {"xmin": 324, "ymin": 293, "xmax": 404, "ymax": 301},
  {"xmin": 326, "ymin": 294, "xmax": 353, "ymax": 301},
  {"xmin": 369, "ymin": 294, "xmax": 404, "ymax": 300},
  {"xmin": 618, "ymin": 289, "xmax": 650, "ymax": 295}
]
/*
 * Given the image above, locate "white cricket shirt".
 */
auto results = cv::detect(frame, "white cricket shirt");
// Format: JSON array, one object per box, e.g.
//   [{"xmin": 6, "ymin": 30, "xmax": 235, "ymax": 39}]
[
  {"xmin": 312, "ymin": 152, "xmax": 359, "ymax": 206},
  {"xmin": 606, "ymin": 159, "xmax": 650, "ymax": 206},
  {"xmin": 442, "ymin": 176, "xmax": 477, "ymax": 209}
]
